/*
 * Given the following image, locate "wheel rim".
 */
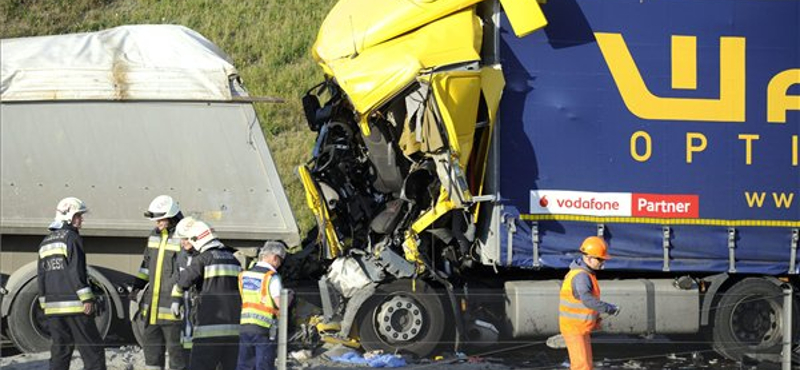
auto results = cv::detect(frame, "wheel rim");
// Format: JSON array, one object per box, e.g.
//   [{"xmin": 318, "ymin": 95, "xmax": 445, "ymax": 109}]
[
  {"xmin": 27, "ymin": 281, "xmax": 112, "ymax": 340},
  {"xmin": 29, "ymin": 295, "xmax": 50, "ymax": 338},
  {"xmin": 375, "ymin": 294, "xmax": 425, "ymax": 344},
  {"xmin": 89, "ymin": 279, "xmax": 113, "ymax": 338},
  {"xmin": 729, "ymin": 295, "xmax": 781, "ymax": 348}
]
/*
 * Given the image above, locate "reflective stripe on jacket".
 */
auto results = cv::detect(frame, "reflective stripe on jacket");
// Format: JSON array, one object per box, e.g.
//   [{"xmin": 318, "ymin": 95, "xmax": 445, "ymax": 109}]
[
  {"xmin": 135, "ymin": 228, "xmax": 183, "ymax": 324},
  {"xmin": 37, "ymin": 224, "xmax": 94, "ymax": 316},
  {"xmin": 238, "ymin": 267, "xmax": 278, "ymax": 330},
  {"xmin": 559, "ymin": 268, "xmax": 600, "ymax": 334}
]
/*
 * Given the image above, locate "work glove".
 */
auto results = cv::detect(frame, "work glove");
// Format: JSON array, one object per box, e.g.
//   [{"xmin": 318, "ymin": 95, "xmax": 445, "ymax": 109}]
[
  {"xmin": 171, "ymin": 301, "xmax": 183, "ymax": 319},
  {"xmin": 608, "ymin": 304, "xmax": 621, "ymax": 316},
  {"xmin": 83, "ymin": 301, "xmax": 95, "ymax": 316}
]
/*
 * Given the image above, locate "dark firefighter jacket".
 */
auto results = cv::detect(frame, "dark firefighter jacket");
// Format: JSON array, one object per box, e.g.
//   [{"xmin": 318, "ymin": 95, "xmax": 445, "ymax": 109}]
[
  {"xmin": 172, "ymin": 240, "xmax": 242, "ymax": 340},
  {"xmin": 176, "ymin": 247, "xmax": 200, "ymax": 349},
  {"xmin": 37, "ymin": 223, "xmax": 94, "ymax": 316},
  {"xmin": 133, "ymin": 226, "xmax": 183, "ymax": 325}
]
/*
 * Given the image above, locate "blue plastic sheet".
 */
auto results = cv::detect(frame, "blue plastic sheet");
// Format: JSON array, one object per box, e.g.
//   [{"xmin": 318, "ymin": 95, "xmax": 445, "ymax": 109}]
[{"xmin": 330, "ymin": 351, "xmax": 407, "ymax": 368}]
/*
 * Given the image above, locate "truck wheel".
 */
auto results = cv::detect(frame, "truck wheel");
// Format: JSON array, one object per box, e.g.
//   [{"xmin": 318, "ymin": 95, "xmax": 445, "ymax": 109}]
[
  {"xmin": 131, "ymin": 314, "xmax": 146, "ymax": 347},
  {"xmin": 357, "ymin": 279, "xmax": 447, "ymax": 357},
  {"xmin": 7, "ymin": 277, "xmax": 113, "ymax": 353},
  {"xmin": 712, "ymin": 278, "xmax": 798, "ymax": 361},
  {"xmin": 129, "ymin": 289, "xmax": 146, "ymax": 347}
]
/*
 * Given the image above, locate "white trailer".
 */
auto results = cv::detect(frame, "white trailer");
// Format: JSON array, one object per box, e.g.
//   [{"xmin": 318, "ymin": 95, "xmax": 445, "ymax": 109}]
[{"xmin": 0, "ymin": 25, "xmax": 299, "ymax": 352}]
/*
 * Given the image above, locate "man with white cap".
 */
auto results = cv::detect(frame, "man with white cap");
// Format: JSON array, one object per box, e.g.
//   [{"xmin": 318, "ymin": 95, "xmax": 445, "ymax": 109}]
[
  {"xmin": 235, "ymin": 240, "xmax": 291, "ymax": 370},
  {"xmin": 37, "ymin": 197, "xmax": 106, "ymax": 370}
]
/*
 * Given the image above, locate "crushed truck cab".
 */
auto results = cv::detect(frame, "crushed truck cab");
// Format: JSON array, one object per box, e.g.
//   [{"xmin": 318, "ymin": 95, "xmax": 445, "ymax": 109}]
[
  {"xmin": 300, "ymin": 0, "xmax": 550, "ymax": 357},
  {"xmin": 302, "ymin": 0, "xmax": 546, "ymax": 270}
]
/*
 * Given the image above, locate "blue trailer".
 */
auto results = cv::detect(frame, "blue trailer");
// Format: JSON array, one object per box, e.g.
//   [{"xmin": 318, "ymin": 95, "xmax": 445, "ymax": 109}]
[
  {"xmin": 484, "ymin": 0, "xmax": 800, "ymax": 362},
  {"xmin": 300, "ymin": 0, "xmax": 798, "ymax": 361},
  {"xmin": 494, "ymin": 0, "xmax": 799, "ymax": 275}
]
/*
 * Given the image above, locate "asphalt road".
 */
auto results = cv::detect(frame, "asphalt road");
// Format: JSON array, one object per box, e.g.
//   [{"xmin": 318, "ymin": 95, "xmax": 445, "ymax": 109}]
[{"xmin": 1, "ymin": 336, "xmax": 792, "ymax": 370}]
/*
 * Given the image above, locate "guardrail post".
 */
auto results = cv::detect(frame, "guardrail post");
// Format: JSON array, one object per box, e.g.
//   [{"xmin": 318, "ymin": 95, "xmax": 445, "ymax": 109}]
[
  {"xmin": 278, "ymin": 288, "xmax": 289, "ymax": 370},
  {"xmin": 783, "ymin": 285, "xmax": 793, "ymax": 370}
]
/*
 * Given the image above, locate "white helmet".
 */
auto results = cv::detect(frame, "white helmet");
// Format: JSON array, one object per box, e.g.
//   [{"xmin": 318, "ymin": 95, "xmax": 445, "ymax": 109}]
[
  {"xmin": 54, "ymin": 197, "xmax": 88, "ymax": 223},
  {"xmin": 144, "ymin": 195, "xmax": 180, "ymax": 221},
  {"xmin": 174, "ymin": 217, "xmax": 216, "ymax": 248}
]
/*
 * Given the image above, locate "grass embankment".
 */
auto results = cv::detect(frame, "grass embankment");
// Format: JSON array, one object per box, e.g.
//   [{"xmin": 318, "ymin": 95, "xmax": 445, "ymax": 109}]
[{"xmin": 1, "ymin": 0, "xmax": 338, "ymax": 237}]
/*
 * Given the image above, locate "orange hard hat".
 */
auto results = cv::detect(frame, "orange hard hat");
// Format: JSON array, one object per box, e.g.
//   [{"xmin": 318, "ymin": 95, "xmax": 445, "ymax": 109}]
[{"xmin": 580, "ymin": 236, "xmax": 610, "ymax": 260}]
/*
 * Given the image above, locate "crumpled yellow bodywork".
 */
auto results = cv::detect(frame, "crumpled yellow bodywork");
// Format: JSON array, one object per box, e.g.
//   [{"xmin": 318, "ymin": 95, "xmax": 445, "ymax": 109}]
[
  {"xmin": 314, "ymin": 0, "xmax": 547, "ymax": 62},
  {"xmin": 429, "ymin": 70, "xmax": 482, "ymax": 166},
  {"xmin": 313, "ymin": 0, "xmax": 484, "ymax": 62},
  {"xmin": 298, "ymin": 165, "xmax": 341, "ymax": 258},
  {"xmin": 308, "ymin": 0, "xmax": 547, "ymax": 261},
  {"xmin": 319, "ymin": 8, "xmax": 482, "ymax": 117}
]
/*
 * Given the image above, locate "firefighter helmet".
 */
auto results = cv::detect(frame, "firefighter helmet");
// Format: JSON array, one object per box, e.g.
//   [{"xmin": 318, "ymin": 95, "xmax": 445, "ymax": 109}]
[
  {"xmin": 579, "ymin": 236, "xmax": 610, "ymax": 260},
  {"xmin": 174, "ymin": 217, "xmax": 216, "ymax": 248},
  {"xmin": 144, "ymin": 195, "xmax": 180, "ymax": 221},
  {"xmin": 54, "ymin": 197, "xmax": 88, "ymax": 223}
]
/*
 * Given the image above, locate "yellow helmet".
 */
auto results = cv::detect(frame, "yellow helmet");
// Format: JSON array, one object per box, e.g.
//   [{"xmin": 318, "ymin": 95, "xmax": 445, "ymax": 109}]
[{"xmin": 579, "ymin": 236, "xmax": 610, "ymax": 260}]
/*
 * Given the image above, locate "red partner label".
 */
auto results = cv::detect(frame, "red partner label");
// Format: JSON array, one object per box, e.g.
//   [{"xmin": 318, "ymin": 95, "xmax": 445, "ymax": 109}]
[{"xmin": 631, "ymin": 193, "xmax": 699, "ymax": 218}]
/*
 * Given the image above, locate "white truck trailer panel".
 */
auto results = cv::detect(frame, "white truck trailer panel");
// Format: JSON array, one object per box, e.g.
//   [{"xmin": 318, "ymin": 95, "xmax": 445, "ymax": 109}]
[{"xmin": 0, "ymin": 25, "xmax": 299, "ymax": 244}]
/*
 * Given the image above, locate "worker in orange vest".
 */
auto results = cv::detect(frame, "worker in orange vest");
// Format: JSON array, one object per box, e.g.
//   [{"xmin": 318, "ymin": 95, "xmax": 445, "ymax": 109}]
[{"xmin": 559, "ymin": 236, "xmax": 620, "ymax": 370}]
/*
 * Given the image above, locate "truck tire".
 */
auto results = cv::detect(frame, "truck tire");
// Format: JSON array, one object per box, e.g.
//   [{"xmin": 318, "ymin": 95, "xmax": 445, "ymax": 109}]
[
  {"xmin": 357, "ymin": 279, "xmax": 447, "ymax": 357},
  {"xmin": 131, "ymin": 314, "xmax": 146, "ymax": 347},
  {"xmin": 129, "ymin": 289, "xmax": 146, "ymax": 347},
  {"xmin": 7, "ymin": 277, "xmax": 113, "ymax": 353},
  {"xmin": 712, "ymin": 278, "xmax": 798, "ymax": 361}
]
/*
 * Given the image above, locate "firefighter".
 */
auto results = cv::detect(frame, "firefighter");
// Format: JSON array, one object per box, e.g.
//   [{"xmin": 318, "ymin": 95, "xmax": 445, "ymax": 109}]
[
  {"xmin": 175, "ymin": 229, "xmax": 200, "ymax": 351},
  {"xmin": 37, "ymin": 197, "xmax": 107, "ymax": 370},
  {"xmin": 236, "ymin": 241, "xmax": 291, "ymax": 370},
  {"xmin": 559, "ymin": 236, "xmax": 620, "ymax": 370},
  {"xmin": 171, "ymin": 217, "xmax": 242, "ymax": 370},
  {"xmin": 132, "ymin": 195, "xmax": 188, "ymax": 370}
]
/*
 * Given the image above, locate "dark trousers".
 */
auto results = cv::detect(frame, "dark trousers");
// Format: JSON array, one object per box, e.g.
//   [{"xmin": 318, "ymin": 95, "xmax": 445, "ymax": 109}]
[
  {"xmin": 48, "ymin": 314, "xmax": 106, "ymax": 370},
  {"xmin": 143, "ymin": 323, "xmax": 188, "ymax": 370},
  {"xmin": 235, "ymin": 332, "xmax": 276, "ymax": 370},
  {"xmin": 189, "ymin": 336, "xmax": 239, "ymax": 370}
]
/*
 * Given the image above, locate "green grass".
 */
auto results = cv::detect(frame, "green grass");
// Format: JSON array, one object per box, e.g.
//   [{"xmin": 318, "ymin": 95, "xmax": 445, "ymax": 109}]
[{"xmin": 1, "ymin": 0, "xmax": 338, "ymax": 236}]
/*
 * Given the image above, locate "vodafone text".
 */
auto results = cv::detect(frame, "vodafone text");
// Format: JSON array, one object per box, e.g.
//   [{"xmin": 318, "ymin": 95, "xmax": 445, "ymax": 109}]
[{"xmin": 530, "ymin": 190, "xmax": 699, "ymax": 218}]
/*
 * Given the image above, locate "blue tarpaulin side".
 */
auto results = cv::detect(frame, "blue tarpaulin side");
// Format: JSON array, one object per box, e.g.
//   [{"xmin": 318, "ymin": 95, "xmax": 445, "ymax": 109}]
[{"xmin": 494, "ymin": 0, "xmax": 799, "ymax": 275}]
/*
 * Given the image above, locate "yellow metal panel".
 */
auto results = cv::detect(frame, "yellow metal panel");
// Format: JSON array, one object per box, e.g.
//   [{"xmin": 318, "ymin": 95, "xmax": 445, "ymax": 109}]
[
  {"xmin": 498, "ymin": 0, "xmax": 548, "ymax": 38},
  {"xmin": 481, "ymin": 65, "xmax": 505, "ymax": 124},
  {"xmin": 401, "ymin": 188, "xmax": 460, "ymax": 268},
  {"xmin": 430, "ymin": 70, "xmax": 482, "ymax": 165},
  {"xmin": 326, "ymin": 52, "xmax": 421, "ymax": 116},
  {"xmin": 415, "ymin": 10, "xmax": 482, "ymax": 69},
  {"xmin": 472, "ymin": 65, "xmax": 506, "ymax": 223},
  {"xmin": 325, "ymin": 9, "xmax": 481, "ymax": 116},
  {"xmin": 314, "ymin": 0, "xmax": 483, "ymax": 62},
  {"xmin": 298, "ymin": 165, "xmax": 342, "ymax": 258},
  {"xmin": 411, "ymin": 188, "xmax": 458, "ymax": 234}
]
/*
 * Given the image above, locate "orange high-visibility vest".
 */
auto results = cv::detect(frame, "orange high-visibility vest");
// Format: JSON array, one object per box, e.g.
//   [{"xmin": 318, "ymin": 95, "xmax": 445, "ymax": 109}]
[
  {"xmin": 238, "ymin": 269, "xmax": 279, "ymax": 329},
  {"xmin": 559, "ymin": 268, "xmax": 600, "ymax": 334}
]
